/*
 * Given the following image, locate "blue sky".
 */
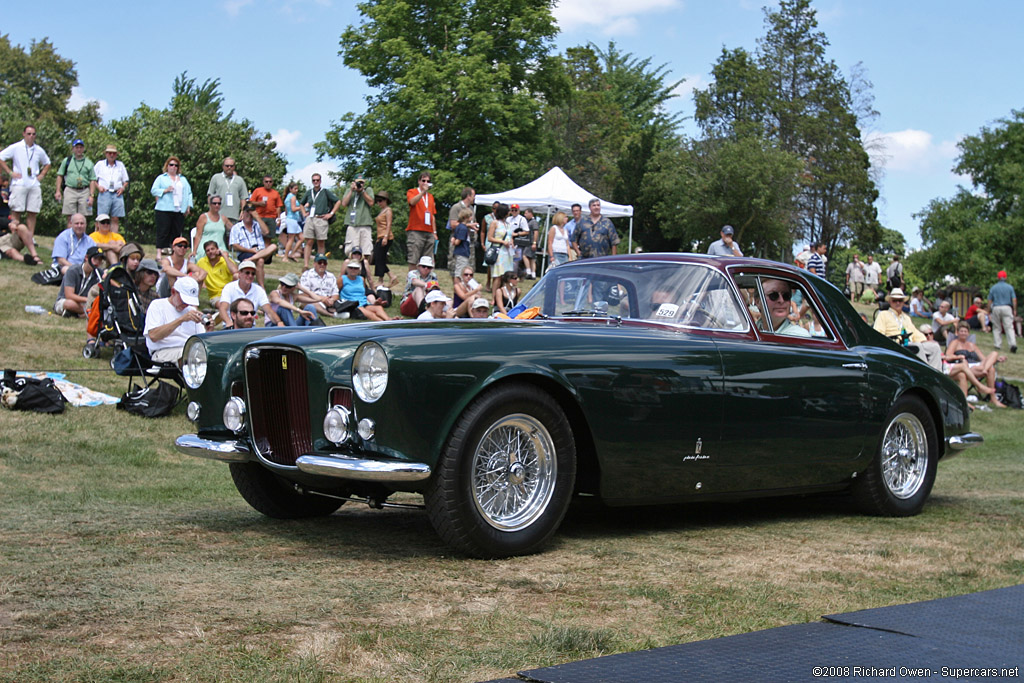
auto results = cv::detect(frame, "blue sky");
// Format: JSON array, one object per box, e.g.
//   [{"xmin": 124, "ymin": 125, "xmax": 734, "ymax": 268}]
[{"xmin": 5, "ymin": 0, "xmax": 1022, "ymax": 249}]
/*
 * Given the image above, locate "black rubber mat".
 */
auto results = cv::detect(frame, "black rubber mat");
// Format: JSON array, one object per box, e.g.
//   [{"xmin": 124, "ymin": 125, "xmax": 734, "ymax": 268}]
[
  {"xmin": 484, "ymin": 585, "xmax": 1023, "ymax": 683},
  {"xmin": 824, "ymin": 583, "xmax": 1024, "ymax": 653}
]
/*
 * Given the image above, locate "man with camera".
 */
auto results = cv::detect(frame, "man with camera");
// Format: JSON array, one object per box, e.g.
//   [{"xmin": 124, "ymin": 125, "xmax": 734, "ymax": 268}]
[
  {"xmin": 342, "ymin": 175, "xmax": 375, "ymax": 264},
  {"xmin": 145, "ymin": 277, "xmax": 214, "ymax": 363}
]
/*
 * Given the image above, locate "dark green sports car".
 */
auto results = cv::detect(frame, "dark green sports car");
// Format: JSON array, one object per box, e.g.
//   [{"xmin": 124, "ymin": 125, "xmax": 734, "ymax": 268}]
[{"xmin": 176, "ymin": 254, "xmax": 982, "ymax": 558}]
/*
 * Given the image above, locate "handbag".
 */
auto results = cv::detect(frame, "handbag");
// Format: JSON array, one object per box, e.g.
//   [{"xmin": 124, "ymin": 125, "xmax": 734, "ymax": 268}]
[
  {"xmin": 1, "ymin": 369, "xmax": 67, "ymax": 414},
  {"xmin": 484, "ymin": 245, "xmax": 499, "ymax": 266},
  {"xmin": 32, "ymin": 264, "xmax": 63, "ymax": 286},
  {"xmin": 117, "ymin": 381, "xmax": 178, "ymax": 418}
]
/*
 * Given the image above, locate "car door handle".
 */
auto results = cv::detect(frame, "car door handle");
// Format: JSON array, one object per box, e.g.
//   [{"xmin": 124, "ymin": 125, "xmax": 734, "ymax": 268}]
[{"xmin": 842, "ymin": 362, "xmax": 868, "ymax": 370}]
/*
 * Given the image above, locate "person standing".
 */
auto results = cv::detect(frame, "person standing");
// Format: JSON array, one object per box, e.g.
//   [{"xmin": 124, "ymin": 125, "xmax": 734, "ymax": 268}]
[
  {"xmin": 845, "ymin": 254, "xmax": 866, "ymax": 302},
  {"xmin": 54, "ymin": 139, "xmax": 96, "ymax": 217},
  {"xmin": 886, "ymin": 254, "xmax": 904, "ymax": 290},
  {"xmin": 447, "ymin": 187, "xmax": 477, "ymax": 275},
  {"xmin": 405, "ymin": 171, "xmax": 437, "ymax": 272},
  {"xmin": 300, "ymin": 173, "xmax": 340, "ymax": 270},
  {"xmin": 250, "ymin": 175, "xmax": 283, "ymax": 242},
  {"xmin": 207, "ymin": 157, "xmax": 248, "ymax": 222},
  {"xmin": 546, "ymin": 211, "xmax": 571, "ymax": 267},
  {"xmin": 150, "ymin": 156, "xmax": 193, "ymax": 253},
  {"xmin": 863, "ymin": 254, "xmax": 882, "ymax": 293},
  {"xmin": 707, "ymin": 225, "xmax": 743, "ymax": 257},
  {"xmin": 0, "ymin": 125, "xmax": 51, "ymax": 239},
  {"xmin": 450, "ymin": 207, "xmax": 473, "ymax": 279},
  {"xmin": 341, "ymin": 175, "xmax": 375, "ymax": 262},
  {"xmin": 572, "ymin": 198, "xmax": 619, "ymax": 260},
  {"xmin": 522, "ymin": 207, "xmax": 539, "ymax": 278},
  {"xmin": 372, "ymin": 191, "xmax": 396, "ymax": 289},
  {"xmin": 482, "ymin": 200, "xmax": 500, "ymax": 290},
  {"xmin": 807, "ymin": 243, "xmax": 827, "ymax": 277},
  {"xmin": 988, "ymin": 269, "xmax": 1018, "ymax": 353},
  {"xmin": 280, "ymin": 181, "xmax": 305, "ymax": 261},
  {"xmin": 93, "ymin": 145, "xmax": 129, "ymax": 233}
]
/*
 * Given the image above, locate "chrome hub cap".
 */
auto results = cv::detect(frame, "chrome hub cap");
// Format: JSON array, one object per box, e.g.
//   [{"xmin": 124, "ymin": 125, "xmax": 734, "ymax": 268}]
[
  {"xmin": 472, "ymin": 414, "xmax": 556, "ymax": 531},
  {"xmin": 881, "ymin": 412, "xmax": 928, "ymax": 499}
]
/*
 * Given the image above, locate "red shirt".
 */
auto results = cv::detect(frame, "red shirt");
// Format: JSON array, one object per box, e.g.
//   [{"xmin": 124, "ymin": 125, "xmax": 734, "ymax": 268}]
[
  {"xmin": 250, "ymin": 188, "xmax": 283, "ymax": 219},
  {"xmin": 965, "ymin": 304, "xmax": 979, "ymax": 320},
  {"xmin": 406, "ymin": 188, "xmax": 436, "ymax": 233}
]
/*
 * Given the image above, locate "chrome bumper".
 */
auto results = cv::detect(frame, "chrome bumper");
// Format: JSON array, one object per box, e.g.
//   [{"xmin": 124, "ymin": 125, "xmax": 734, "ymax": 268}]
[
  {"xmin": 946, "ymin": 432, "xmax": 983, "ymax": 455},
  {"xmin": 174, "ymin": 434, "xmax": 432, "ymax": 483}
]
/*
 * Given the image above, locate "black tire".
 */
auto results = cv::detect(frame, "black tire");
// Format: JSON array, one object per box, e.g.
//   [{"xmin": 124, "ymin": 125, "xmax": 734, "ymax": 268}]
[
  {"xmin": 229, "ymin": 462, "xmax": 344, "ymax": 519},
  {"xmin": 426, "ymin": 383, "xmax": 576, "ymax": 558},
  {"xmin": 853, "ymin": 396, "xmax": 937, "ymax": 516}
]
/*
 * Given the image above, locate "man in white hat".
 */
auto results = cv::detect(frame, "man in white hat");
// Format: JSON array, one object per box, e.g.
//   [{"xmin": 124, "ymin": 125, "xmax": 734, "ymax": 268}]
[
  {"xmin": 217, "ymin": 260, "xmax": 282, "ymax": 327},
  {"xmin": 873, "ymin": 287, "xmax": 926, "ymax": 349},
  {"xmin": 400, "ymin": 255, "xmax": 437, "ymax": 317},
  {"xmin": 418, "ymin": 288, "xmax": 454, "ymax": 319},
  {"xmin": 144, "ymin": 276, "xmax": 212, "ymax": 363}
]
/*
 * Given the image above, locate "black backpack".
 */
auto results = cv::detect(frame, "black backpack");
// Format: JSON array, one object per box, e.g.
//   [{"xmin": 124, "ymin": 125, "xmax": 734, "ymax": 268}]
[
  {"xmin": 995, "ymin": 380, "xmax": 1023, "ymax": 409},
  {"xmin": 117, "ymin": 381, "xmax": 179, "ymax": 418}
]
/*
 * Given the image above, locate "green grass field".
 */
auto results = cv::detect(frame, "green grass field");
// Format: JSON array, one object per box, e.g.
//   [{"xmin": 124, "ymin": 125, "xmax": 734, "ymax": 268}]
[{"xmin": 1, "ymin": 240, "xmax": 1022, "ymax": 682}]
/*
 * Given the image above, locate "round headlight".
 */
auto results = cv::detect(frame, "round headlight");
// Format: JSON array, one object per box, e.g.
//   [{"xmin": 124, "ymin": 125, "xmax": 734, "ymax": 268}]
[
  {"xmin": 182, "ymin": 338, "xmax": 208, "ymax": 389},
  {"xmin": 223, "ymin": 397, "xmax": 246, "ymax": 434},
  {"xmin": 352, "ymin": 342, "xmax": 388, "ymax": 403},
  {"xmin": 324, "ymin": 405, "xmax": 352, "ymax": 445},
  {"xmin": 186, "ymin": 401, "xmax": 201, "ymax": 423}
]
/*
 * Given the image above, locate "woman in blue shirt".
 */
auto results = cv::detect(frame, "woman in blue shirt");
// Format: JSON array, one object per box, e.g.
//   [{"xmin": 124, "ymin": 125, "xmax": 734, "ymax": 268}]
[
  {"xmin": 150, "ymin": 156, "xmax": 194, "ymax": 254},
  {"xmin": 338, "ymin": 261, "xmax": 393, "ymax": 321}
]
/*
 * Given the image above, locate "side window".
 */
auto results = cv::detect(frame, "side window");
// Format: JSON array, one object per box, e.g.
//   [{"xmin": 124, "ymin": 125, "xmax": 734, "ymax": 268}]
[{"xmin": 735, "ymin": 274, "xmax": 833, "ymax": 340}]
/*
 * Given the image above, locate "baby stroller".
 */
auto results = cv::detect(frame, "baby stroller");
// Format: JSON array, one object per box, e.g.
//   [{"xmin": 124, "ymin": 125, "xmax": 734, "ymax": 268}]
[{"xmin": 84, "ymin": 263, "xmax": 145, "ymax": 360}]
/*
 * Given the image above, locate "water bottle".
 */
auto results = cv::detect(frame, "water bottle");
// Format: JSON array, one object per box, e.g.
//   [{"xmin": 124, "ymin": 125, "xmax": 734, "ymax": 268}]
[{"xmin": 25, "ymin": 305, "xmax": 47, "ymax": 315}]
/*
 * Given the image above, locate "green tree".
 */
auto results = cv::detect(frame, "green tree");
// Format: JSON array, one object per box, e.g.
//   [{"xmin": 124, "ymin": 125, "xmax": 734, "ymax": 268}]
[
  {"xmin": 0, "ymin": 34, "xmax": 108, "ymax": 235},
  {"xmin": 910, "ymin": 109, "xmax": 1024, "ymax": 289},
  {"xmin": 318, "ymin": 0, "xmax": 563, "ymax": 205},
  {"xmin": 110, "ymin": 73, "xmax": 287, "ymax": 243},
  {"xmin": 642, "ymin": 136, "xmax": 801, "ymax": 257},
  {"xmin": 692, "ymin": 0, "xmax": 881, "ymax": 254}
]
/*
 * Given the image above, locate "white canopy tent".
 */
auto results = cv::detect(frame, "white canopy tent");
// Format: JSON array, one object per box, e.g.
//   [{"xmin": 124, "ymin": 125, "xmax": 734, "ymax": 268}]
[{"xmin": 475, "ymin": 167, "xmax": 634, "ymax": 272}]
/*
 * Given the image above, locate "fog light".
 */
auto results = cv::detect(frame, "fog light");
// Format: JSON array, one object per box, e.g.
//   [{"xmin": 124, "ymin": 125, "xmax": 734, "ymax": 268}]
[
  {"xmin": 223, "ymin": 397, "xmax": 246, "ymax": 434},
  {"xmin": 357, "ymin": 418, "xmax": 375, "ymax": 441},
  {"xmin": 187, "ymin": 401, "xmax": 201, "ymax": 423},
  {"xmin": 324, "ymin": 405, "xmax": 352, "ymax": 445}
]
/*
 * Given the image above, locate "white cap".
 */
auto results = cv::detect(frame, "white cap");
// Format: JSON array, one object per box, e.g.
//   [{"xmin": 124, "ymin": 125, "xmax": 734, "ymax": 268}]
[
  {"xmin": 471, "ymin": 297, "xmax": 489, "ymax": 309},
  {"xmin": 173, "ymin": 276, "xmax": 200, "ymax": 306},
  {"xmin": 238, "ymin": 260, "xmax": 257, "ymax": 271},
  {"xmin": 345, "ymin": 260, "xmax": 362, "ymax": 269},
  {"xmin": 425, "ymin": 290, "xmax": 448, "ymax": 304},
  {"xmin": 418, "ymin": 255, "xmax": 434, "ymax": 268}
]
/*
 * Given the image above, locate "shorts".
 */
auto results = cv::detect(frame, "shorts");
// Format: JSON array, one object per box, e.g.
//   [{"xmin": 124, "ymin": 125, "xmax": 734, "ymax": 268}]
[
  {"xmin": 344, "ymin": 225, "xmax": 373, "ymax": 256},
  {"xmin": 53, "ymin": 298, "xmax": 78, "ymax": 317},
  {"xmin": 62, "ymin": 186, "xmax": 92, "ymax": 215},
  {"xmin": 303, "ymin": 216, "xmax": 329, "ymax": 240},
  {"xmin": 406, "ymin": 230, "xmax": 435, "ymax": 265},
  {"xmin": 0, "ymin": 231, "xmax": 24, "ymax": 252},
  {"xmin": 96, "ymin": 191, "xmax": 126, "ymax": 218},
  {"xmin": 452, "ymin": 254, "xmax": 470, "ymax": 277},
  {"xmin": 237, "ymin": 250, "xmax": 273, "ymax": 265},
  {"xmin": 967, "ymin": 316, "xmax": 983, "ymax": 329},
  {"xmin": 400, "ymin": 294, "xmax": 420, "ymax": 318},
  {"xmin": 259, "ymin": 216, "xmax": 277, "ymax": 236},
  {"xmin": 9, "ymin": 184, "xmax": 42, "ymax": 213}
]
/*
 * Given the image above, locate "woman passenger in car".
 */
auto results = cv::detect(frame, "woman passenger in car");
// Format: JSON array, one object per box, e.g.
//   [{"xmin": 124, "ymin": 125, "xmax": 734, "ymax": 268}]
[{"xmin": 763, "ymin": 278, "xmax": 810, "ymax": 337}]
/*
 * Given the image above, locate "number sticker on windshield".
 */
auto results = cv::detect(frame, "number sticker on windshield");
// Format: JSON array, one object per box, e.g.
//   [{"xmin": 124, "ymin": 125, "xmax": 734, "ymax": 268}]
[{"xmin": 655, "ymin": 303, "xmax": 679, "ymax": 318}]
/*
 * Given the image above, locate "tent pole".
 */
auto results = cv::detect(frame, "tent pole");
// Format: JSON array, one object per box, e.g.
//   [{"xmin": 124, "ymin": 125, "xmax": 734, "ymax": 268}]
[
  {"xmin": 539, "ymin": 207, "xmax": 552, "ymax": 276},
  {"xmin": 628, "ymin": 217, "xmax": 634, "ymax": 254}
]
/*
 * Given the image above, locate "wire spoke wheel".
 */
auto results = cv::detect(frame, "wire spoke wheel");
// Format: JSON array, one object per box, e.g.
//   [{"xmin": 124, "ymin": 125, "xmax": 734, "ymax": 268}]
[
  {"xmin": 880, "ymin": 412, "xmax": 928, "ymax": 499},
  {"xmin": 471, "ymin": 414, "xmax": 557, "ymax": 531}
]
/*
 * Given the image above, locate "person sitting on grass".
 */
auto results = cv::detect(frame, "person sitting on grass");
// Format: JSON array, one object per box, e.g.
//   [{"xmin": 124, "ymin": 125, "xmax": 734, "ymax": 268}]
[
  {"xmin": 88, "ymin": 213, "xmax": 125, "ymax": 266},
  {"xmin": 268, "ymin": 272, "xmax": 320, "ymax": 327},
  {"xmin": 54, "ymin": 246, "xmax": 104, "ymax": 318},
  {"xmin": 338, "ymin": 260, "xmax": 395, "ymax": 321},
  {"xmin": 195, "ymin": 240, "xmax": 238, "ymax": 306},
  {"xmin": 964, "ymin": 297, "xmax": 991, "ymax": 332},
  {"xmin": 945, "ymin": 321, "xmax": 1006, "ymax": 406},
  {"xmin": 135, "ymin": 258, "xmax": 162, "ymax": 313},
  {"xmin": 299, "ymin": 253, "xmax": 342, "ymax": 318},
  {"xmin": 0, "ymin": 217, "xmax": 41, "ymax": 265},
  {"xmin": 492, "ymin": 270, "xmax": 520, "ymax": 317},
  {"xmin": 418, "ymin": 289, "xmax": 455, "ymax": 320}
]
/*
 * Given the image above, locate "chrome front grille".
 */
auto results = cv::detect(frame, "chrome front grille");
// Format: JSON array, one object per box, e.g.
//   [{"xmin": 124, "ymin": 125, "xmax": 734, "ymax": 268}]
[{"xmin": 245, "ymin": 347, "xmax": 311, "ymax": 466}]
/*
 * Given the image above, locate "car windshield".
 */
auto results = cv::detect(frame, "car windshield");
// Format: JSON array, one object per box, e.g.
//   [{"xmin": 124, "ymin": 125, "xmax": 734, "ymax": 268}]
[{"xmin": 520, "ymin": 261, "xmax": 749, "ymax": 331}]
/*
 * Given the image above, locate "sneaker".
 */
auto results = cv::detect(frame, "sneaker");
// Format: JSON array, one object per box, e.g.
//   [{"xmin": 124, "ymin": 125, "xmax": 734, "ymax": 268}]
[
  {"xmin": 23, "ymin": 254, "xmax": 38, "ymax": 266},
  {"xmin": 338, "ymin": 312, "xmax": 350, "ymax": 320}
]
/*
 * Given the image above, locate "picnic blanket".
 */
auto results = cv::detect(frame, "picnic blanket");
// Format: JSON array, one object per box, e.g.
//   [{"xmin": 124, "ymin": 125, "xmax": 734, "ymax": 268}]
[{"xmin": 16, "ymin": 372, "xmax": 120, "ymax": 407}]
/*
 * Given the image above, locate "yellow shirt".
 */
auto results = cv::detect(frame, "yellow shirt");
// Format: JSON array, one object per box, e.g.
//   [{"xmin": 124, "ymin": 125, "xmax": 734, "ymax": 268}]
[
  {"xmin": 89, "ymin": 230, "xmax": 126, "ymax": 247},
  {"xmin": 873, "ymin": 308, "xmax": 925, "ymax": 344},
  {"xmin": 197, "ymin": 255, "xmax": 236, "ymax": 298}
]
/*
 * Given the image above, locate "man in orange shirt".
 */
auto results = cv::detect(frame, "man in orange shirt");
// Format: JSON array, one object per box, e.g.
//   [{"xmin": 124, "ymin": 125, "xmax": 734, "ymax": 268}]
[
  {"xmin": 405, "ymin": 171, "xmax": 436, "ymax": 272},
  {"xmin": 250, "ymin": 175, "xmax": 284, "ymax": 239}
]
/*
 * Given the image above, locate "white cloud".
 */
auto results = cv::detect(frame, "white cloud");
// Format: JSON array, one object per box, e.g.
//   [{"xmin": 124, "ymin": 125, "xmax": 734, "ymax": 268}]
[
  {"xmin": 554, "ymin": 0, "xmax": 680, "ymax": 34},
  {"xmin": 672, "ymin": 72, "xmax": 708, "ymax": 101},
  {"xmin": 271, "ymin": 128, "xmax": 309, "ymax": 156},
  {"xmin": 67, "ymin": 87, "xmax": 110, "ymax": 117},
  {"xmin": 223, "ymin": 0, "xmax": 253, "ymax": 17},
  {"xmin": 864, "ymin": 129, "xmax": 960, "ymax": 173},
  {"xmin": 286, "ymin": 160, "xmax": 341, "ymax": 187}
]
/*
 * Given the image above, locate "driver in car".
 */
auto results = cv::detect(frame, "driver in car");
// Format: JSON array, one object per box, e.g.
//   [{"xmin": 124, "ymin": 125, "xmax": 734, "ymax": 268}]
[{"xmin": 763, "ymin": 278, "xmax": 810, "ymax": 337}]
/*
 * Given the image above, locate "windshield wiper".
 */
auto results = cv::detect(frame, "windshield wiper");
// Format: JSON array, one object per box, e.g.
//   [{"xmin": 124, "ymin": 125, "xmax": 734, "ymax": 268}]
[{"xmin": 559, "ymin": 309, "xmax": 605, "ymax": 317}]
